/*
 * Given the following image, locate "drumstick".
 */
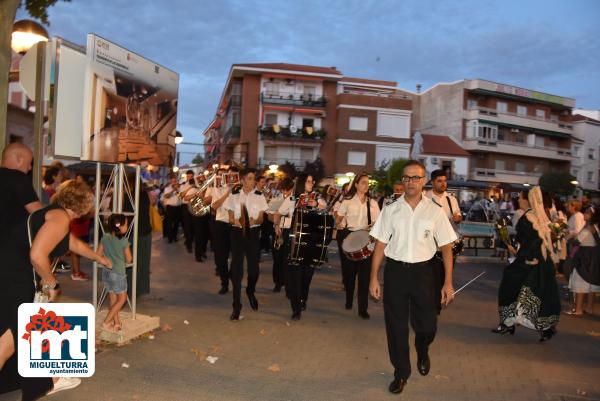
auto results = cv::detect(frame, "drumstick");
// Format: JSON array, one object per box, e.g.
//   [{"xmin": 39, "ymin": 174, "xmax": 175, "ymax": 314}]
[{"xmin": 453, "ymin": 271, "xmax": 486, "ymax": 296}]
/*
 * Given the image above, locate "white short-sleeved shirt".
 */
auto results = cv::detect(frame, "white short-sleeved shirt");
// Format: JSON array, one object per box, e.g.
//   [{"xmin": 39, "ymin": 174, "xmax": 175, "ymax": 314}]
[
  {"xmin": 206, "ymin": 186, "xmax": 230, "ymax": 223},
  {"xmin": 277, "ymin": 196, "xmax": 295, "ymax": 229},
  {"xmin": 337, "ymin": 195, "xmax": 380, "ymax": 231},
  {"xmin": 162, "ymin": 185, "xmax": 181, "ymax": 207},
  {"xmin": 370, "ymin": 195, "xmax": 458, "ymax": 263},
  {"xmin": 426, "ymin": 190, "xmax": 460, "ymax": 220},
  {"xmin": 179, "ymin": 182, "xmax": 196, "ymax": 205},
  {"xmin": 224, "ymin": 189, "xmax": 269, "ymax": 228},
  {"xmin": 568, "ymin": 212, "xmax": 585, "ymax": 237}
]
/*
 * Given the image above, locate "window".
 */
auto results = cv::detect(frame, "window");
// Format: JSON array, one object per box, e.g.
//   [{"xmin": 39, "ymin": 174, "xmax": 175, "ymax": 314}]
[
  {"xmin": 496, "ymin": 101, "xmax": 508, "ymax": 113},
  {"xmin": 535, "ymin": 136, "xmax": 545, "ymax": 147},
  {"xmin": 467, "ymin": 99, "xmax": 478, "ymax": 109},
  {"xmin": 349, "ymin": 116, "xmax": 368, "ymax": 131},
  {"xmin": 301, "ymin": 148, "xmax": 313, "ymax": 161},
  {"xmin": 497, "ymin": 129, "xmax": 505, "ymax": 141},
  {"xmin": 264, "ymin": 146, "xmax": 277, "ymax": 160},
  {"xmin": 517, "ymin": 105, "xmax": 527, "ymax": 116},
  {"xmin": 377, "ymin": 112, "xmax": 410, "ymax": 138},
  {"xmin": 515, "ymin": 133, "xmax": 526, "ymax": 143},
  {"xmin": 376, "ymin": 145, "xmax": 409, "ymax": 166},
  {"xmin": 232, "ymin": 111, "xmax": 241, "ymax": 126},
  {"xmin": 588, "ymin": 171, "xmax": 594, "ymax": 182},
  {"xmin": 264, "ymin": 82, "xmax": 278, "ymax": 95},
  {"xmin": 303, "ymin": 85, "xmax": 315, "ymax": 97},
  {"xmin": 495, "ymin": 160, "xmax": 506, "ymax": 170},
  {"xmin": 302, "ymin": 118, "xmax": 314, "ymax": 128},
  {"xmin": 589, "ymin": 148, "xmax": 595, "ymax": 160},
  {"xmin": 264, "ymin": 113, "xmax": 278, "ymax": 126},
  {"xmin": 573, "ymin": 145, "xmax": 580, "ymax": 157},
  {"xmin": 515, "ymin": 162, "xmax": 525, "ymax": 172},
  {"xmin": 348, "ymin": 151, "xmax": 367, "ymax": 166},
  {"xmin": 536, "ymin": 109, "xmax": 546, "ymax": 120},
  {"xmin": 478, "ymin": 124, "xmax": 497, "ymax": 140}
]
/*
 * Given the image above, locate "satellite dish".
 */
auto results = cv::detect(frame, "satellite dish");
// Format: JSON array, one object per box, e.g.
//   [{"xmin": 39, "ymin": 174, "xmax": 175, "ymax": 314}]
[{"xmin": 290, "ymin": 125, "xmax": 298, "ymax": 133}]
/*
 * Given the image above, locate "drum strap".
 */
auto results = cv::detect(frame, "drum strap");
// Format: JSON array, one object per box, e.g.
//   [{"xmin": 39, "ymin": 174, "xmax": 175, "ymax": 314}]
[
  {"xmin": 366, "ymin": 196, "xmax": 372, "ymax": 226},
  {"xmin": 445, "ymin": 195, "xmax": 454, "ymax": 215}
]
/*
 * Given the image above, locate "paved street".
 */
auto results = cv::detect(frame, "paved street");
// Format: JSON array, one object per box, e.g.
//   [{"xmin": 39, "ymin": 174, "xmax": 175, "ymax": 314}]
[{"xmin": 3, "ymin": 235, "xmax": 600, "ymax": 401}]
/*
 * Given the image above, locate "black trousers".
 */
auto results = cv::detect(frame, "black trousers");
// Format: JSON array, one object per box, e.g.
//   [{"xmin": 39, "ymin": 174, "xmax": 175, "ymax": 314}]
[
  {"xmin": 288, "ymin": 264, "xmax": 315, "ymax": 313},
  {"xmin": 260, "ymin": 219, "xmax": 274, "ymax": 252},
  {"xmin": 165, "ymin": 205, "xmax": 182, "ymax": 241},
  {"xmin": 272, "ymin": 228, "xmax": 290, "ymax": 287},
  {"xmin": 182, "ymin": 205, "xmax": 195, "ymax": 249},
  {"xmin": 213, "ymin": 221, "xmax": 231, "ymax": 289},
  {"xmin": 345, "ymin": 256, "xmax": 372, "ymax": 312},
  {"xmin": 193, "ymin": 213, "xmax": 210, "ymax": 259},
  {"xmin": 337, "ymin": 230, "xmax": 351, "ymax": 290},
  {"xmin": 229, "ymin": 227, "xmax": 260, "ymax": 311},
  {"xmin": 383, "ymin": 258, "xmax": 437, "ymax": 381}
]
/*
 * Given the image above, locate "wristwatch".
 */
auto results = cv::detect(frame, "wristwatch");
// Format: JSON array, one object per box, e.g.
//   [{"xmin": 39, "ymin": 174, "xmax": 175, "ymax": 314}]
[{"xmin": 42, "ymin": 281, "xmax": 60, "ymax": 291}]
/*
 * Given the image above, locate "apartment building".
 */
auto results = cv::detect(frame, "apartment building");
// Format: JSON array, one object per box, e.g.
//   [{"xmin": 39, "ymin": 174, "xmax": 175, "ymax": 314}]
[
  {"xmin": 571, "ymin": 113, "xmax": 600, "ymax": 191},
  {"xmin": 416, "ymin": 79, "xmax": 576, "ymax": 186},
  {"xmin": 203, "ymin": 63, "xmax": 412, "ymax": 177}
]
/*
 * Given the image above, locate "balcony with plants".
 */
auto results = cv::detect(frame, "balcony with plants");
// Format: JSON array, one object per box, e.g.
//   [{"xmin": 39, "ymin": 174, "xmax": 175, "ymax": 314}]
[{"xmin": 259, "ymin": 124, "xmax": 326, "ymax": 141}]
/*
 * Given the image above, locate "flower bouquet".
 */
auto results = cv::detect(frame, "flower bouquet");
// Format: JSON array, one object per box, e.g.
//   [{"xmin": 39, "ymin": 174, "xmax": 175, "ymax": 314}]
[
  {"xmin": 495, "ymin": 217, "xmax": 513, "ymax": 247},
  {"xmin": 548, "ymin": 221, "xmax": 568, "ymax": 243}
]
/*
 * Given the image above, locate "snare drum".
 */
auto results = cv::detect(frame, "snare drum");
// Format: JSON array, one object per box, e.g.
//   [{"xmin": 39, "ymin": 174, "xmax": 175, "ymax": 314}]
[{"xmin": 342, "ymin": 230, "xmax": 375, "ymax": 261}]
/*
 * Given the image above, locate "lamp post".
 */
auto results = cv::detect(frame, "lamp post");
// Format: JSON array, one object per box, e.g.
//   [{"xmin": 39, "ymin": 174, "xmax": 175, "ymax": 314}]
[{"xmin": 11, "ymin": 20, "xmax": 49, "ymax": 196}]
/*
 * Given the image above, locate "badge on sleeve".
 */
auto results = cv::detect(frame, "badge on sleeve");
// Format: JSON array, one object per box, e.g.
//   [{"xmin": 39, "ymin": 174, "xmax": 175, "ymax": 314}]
[{"xmin": 424, "ymin": 229, "xmax": 431, "ymax": 239}]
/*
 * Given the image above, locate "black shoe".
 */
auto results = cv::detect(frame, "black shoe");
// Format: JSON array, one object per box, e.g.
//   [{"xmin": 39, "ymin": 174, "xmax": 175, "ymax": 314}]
[
  {"xmin": 388, "ymin": 378, "xmax": 407, "ymax": 394},
  {"xmin": 230, "ymin": 310, "xmax": 240, "ymax": 321},
  {"xmin": 291, "ymin": 311, "xmax": 301, "ymax": 320},
  {"xmin": 273, "ymin": 285, "xmax": 282, "ymax": 293},
  {"xmin": 539, "ymin": 327, "xmax": 556, "ymax": 342},
  {"xmin": 417, "ymin": 354, "xmax": 430, "ymax": 376},
  {"xmin": 301, "ymin": 300, "xmax": 307, "ymax": 311},
  {"xmin": 218, "ymin": 287, "xmax": 228, "ymax": 295},
  {"xmin": 248, "ymin": 293, "xmax": 259, "ymax": 311},
  {"xmin": 358, "ymin": 311, "xmax": 370, "ymax": 320},
  {"xmin": 345, "ymin": 302, "xmax": 352, "ymax": 310},
  {"xmin": 491, "ymin": 323, "xmax": 515, "ymax": 335}
]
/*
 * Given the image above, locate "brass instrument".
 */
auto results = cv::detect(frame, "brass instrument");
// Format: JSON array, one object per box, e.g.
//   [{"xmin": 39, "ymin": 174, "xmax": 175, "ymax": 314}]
[{"xmin": 187, "ymin": 171, "xmax": 217, "ymax": 217}]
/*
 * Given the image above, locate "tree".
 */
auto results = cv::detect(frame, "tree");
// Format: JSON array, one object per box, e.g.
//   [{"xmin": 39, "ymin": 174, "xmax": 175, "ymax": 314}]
[
  {"xmin": 539, "ymin": 171, "xmax": 576, "ymax": 196},
  {"xmin": 387, "ymin": 159, "xmax": 409, "ymax": 187},
  {"xmin": 191, "ymin": 153, "xmax": 204, "ymax": 165},
  {"xmin": 0, "ymin": 0, "xmax": 69, "ymax": 152},
  {"xmin": 303, "ymin": 156, "xmax": 325, "ymax": 183},
  {"xmin": 371, "ymin": 158, "xmax": 409, "ymax": 195},
  {"xmin": 279, "ymin": 161, "xmax": 297, "ymax": 179}
]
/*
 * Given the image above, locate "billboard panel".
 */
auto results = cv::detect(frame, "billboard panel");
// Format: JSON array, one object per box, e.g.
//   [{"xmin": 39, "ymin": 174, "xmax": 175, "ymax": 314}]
[{"xmin": 81, "ymin": 34, "xmax": 179, "ymax": 166}]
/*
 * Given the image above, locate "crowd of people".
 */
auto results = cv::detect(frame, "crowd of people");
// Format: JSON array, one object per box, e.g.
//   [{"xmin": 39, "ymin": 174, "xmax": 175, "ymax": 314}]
[{"xmin": 2, "ymin": 142, "xmax": 599, "ymax": 397}]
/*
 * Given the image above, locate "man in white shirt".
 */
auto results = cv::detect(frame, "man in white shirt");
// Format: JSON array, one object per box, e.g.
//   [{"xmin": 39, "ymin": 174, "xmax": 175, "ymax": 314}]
[
  {"xmin": 425, "ymin": 169, "xmax": 461, "ymax": 225},
  {"xmin": 180, "ymin": 170, "xmax": 198, "ymax": 254},
  {"xmin": 204, "ymin": 168, "xmax": 232, "ymax": 293},
  {"xmin": 224, "ymin": 168, "xmax": 269, "ymax": 320},
  {"xmin": 369, "ymin": 160, "xmax": 457, "ymax": 395},
  {"xmin": 161, "ymin": 176, "xmax": 182, "ymax": 243},
  {"xmin": 271, "ymin": 178, "xmax": 295, "ymax": 294}
]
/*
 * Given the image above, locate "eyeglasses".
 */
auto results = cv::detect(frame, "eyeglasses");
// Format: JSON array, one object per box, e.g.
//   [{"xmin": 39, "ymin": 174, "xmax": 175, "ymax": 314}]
[{"xmin": 401, "ymin": 175, "xmax": 425, "ymax": 183}]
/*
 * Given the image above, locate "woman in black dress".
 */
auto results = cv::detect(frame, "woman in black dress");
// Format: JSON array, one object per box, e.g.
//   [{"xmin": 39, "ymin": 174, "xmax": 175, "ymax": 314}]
[
  {"xmin": 492, "ymin": 186, "xmax": 561, "ymax": 341},
  {"xmin": 0, "ymin": 180, "xmax": 111, "ymax": 400}
]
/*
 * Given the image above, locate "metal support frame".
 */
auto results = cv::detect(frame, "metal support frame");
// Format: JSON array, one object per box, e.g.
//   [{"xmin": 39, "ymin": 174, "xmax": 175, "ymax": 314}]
[
  {"xmin": 32, "ymin": 41, "xmax": 46, "ymax": 197},
  {"xmin": 93, "ymin": 162, "xmax": 140, "ymax": 319}
]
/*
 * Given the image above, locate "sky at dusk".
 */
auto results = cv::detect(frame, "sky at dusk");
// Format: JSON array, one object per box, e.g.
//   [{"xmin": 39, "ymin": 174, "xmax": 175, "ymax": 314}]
[{"xmin": 16, "ymin": 0, "xmax": 600, "ymax": 164}]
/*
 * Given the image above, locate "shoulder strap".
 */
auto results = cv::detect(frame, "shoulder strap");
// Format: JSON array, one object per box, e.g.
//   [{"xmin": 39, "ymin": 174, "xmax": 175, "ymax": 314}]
[
  {"xmin": 366, "ymin": 196, "xmax": 372, "ymax": 226},
  {"xmin": 445, "ymin": 195, "xmax": 454, "ymax": 215},
  {"xmin": 27, "ymin": 214, "xmax": 39, "ymax": 289}
]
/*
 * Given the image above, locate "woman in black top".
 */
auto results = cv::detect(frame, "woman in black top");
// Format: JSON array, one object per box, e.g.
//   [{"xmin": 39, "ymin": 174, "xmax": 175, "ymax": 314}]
[{"xmin": 0, "ymin": 180, "xmax": 111, "ymax": 400}]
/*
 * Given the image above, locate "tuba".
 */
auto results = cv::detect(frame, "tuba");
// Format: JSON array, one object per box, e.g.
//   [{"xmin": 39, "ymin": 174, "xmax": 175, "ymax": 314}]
[{"xmin": 187, "ymin": 171, "xmax": 218, "ymax": 217}]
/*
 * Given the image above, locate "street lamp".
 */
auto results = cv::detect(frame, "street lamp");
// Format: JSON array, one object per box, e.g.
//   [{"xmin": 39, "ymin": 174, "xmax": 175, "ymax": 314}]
[
  {"xmin": 570, "ymin": 180, "xmax": 579, "ymax": 186},
  {"xmin": 268, "ymin": 164, "xmax": 279, "ymax": 174},
  {"xmin": 11, "ymin": 20, "xmax": 49, "ymax": 54},
  {"xmin": 175, "ymin": 131, "xmax": 184, "ymax": 145},
  {"xmin": 172, "ymin": 166, "xmax": 179, "ymax": 173}
]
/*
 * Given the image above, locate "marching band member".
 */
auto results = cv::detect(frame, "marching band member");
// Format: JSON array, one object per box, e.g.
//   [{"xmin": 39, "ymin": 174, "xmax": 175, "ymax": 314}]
[
  {"xmin": 369, "ymin": 160, "xmax": 456, "ymax": 395},
  {"xmin": 180, "ymin": 170, "xmax": 199, "ymax": 255},
  {"xmin": 204, "ymin": 168, "xmax": 232, "ymax": 294},
  {"xmin": 257, "ymin": 176, "xmax": 273, "ymax": 255},
  {"xmin": 271, "ymin": 178, "xmax": 295, "ymax": 294},
  {"xmin": 161, "ymin": 176, "xmax": 182, "ymax": 243},
  {"xmin": 425, "ymin": 169, "xmax": 461, "ymax": 314},
  {"xmin": 380, "ymin": 180, "xmax": 405, "ymax": 209},
  {"xmin": 333, "ymin": 182, "xmax": 350, "ymax": 290},
  {"xmin": 336, "ymin": 173, "xmax": 380, "ymax": 319},
  {"xmin": 287, "ymin": 174, "xmax": 325, "ymax": 320},
  {"xmin": 224, "ymin": 168, "xmax": 268, "ymax": 321}
]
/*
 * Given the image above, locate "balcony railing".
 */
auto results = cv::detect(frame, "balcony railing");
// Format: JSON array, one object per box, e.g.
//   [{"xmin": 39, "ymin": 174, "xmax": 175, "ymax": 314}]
[
  {"xmin": 261, "ymin": 92, "xmax": 326, "ymax": 107},
  {"xmin": 341, "ymin": 89, "xmax": 410, "ymax": 99},
  {"xmin": 223, "ymin": 126, "xmax": 240, "ymax": 144},
  {"xmin": 228, "ymin": 94, "xmax": 242, "ymax": 108},
  {"xmin": 472, "ymin": 168, "xmax": 543, "ymax": 178},
  {"xmin": 464, "ymin": 137, "xmax": 573, "ymax": 157},
  {"xmin": 467, "ymin": 106, "xmax": 574, "ymax": 130},
  {"xmin": 259, "ymin": 125, "xmax": 326, "ymax": 140}
]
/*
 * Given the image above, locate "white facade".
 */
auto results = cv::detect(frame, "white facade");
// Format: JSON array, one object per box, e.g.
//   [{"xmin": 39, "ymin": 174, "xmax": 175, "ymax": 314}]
[
  {"xmin": 260, "ymin": 77, "xmax": 324, "ymax": 98},
  {"xmin": 571, "ymin": 117, "xmax": 600, "ymax": 191},
  {"xmin": 574, "ymin": 109, "xmax": 600, "ymax": 121},
  {"xmin": 422, "ymin": 154, "xmax": 469, "ymax": 181}
]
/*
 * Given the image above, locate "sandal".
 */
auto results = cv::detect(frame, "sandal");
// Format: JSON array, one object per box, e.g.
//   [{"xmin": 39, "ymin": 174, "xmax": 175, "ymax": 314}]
[
  {"xmin": 565, "ymin": 309, "xmax": 584, "ymax": 317},
  {"xmin": 101, "ymin": 322, "xmax": 116, "ymax": 332}
]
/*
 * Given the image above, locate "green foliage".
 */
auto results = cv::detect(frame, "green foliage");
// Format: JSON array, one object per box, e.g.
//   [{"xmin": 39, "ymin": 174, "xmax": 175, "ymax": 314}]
[
  {"xmin": 21, "ymin": 0, "xmax": 70, "ymax": 25},
  {"xmin": 539, "ymin": 171, "xmax": 577, "ymax": 196},
  {"xmin": 191, "ymin": 153, "xmax": 204, "ymax": 165},
  {"xmin": 371, "ymin": 158, "xmax": 409, "ymax": 195},
  {"xmin": 387, "ymin": 159, "xmax": 409, "ymax": 187}
]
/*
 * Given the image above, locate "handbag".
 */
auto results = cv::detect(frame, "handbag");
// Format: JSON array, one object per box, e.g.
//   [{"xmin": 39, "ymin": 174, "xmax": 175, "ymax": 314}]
[{"xmin": 27, "ymin": 214, "xmax": 50, "ymax": 303}]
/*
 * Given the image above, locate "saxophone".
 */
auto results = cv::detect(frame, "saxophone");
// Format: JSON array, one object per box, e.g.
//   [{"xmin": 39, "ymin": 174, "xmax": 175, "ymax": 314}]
[{"xmin": 187, "ymin": 171, "xmax": 218, "ymax": 217}]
